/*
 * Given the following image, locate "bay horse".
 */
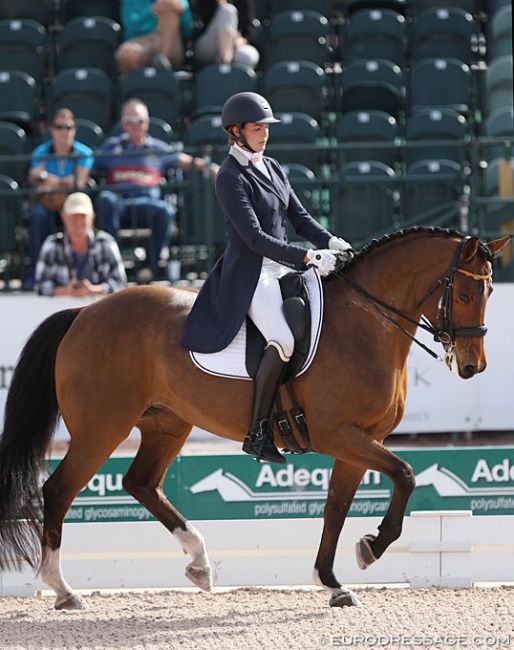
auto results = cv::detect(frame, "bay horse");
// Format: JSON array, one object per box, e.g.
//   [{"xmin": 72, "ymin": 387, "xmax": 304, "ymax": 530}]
[{"xmin": 0, "ymin": 227, "xmax": 510, "ymax": 610}]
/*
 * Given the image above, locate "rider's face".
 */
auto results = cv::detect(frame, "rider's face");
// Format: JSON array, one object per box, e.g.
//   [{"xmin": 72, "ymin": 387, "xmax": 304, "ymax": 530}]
[{"xmin": 238, "ymin": 123, "xmax": 269, "ymax": 153}]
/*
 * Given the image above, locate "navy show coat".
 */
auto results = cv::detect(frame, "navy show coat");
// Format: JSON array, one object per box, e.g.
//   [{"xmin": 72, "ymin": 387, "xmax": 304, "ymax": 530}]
[{"xmin": 179, "ymin": 146, "xmax": 332, "ymax": 353}]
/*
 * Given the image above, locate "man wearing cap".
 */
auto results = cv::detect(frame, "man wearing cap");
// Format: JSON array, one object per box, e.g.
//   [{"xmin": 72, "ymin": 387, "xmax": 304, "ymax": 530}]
[{"xmin": 35, "ymin": 192, "xmax": 127, "ymax": 297}]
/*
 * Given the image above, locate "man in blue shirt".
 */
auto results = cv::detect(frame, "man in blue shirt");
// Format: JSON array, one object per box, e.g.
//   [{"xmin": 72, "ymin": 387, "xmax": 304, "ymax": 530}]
[
  {"xmin": 93, "ymin": 98, "xmax": 218, "ymax": 277},
  {"xmin": 27, "ymin": 108, "xmax": 94, "ymax": 287}
]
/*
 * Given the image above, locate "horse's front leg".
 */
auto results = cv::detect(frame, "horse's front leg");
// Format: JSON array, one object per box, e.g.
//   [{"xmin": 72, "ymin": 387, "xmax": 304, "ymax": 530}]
[
  {"xmin": 314, "ymin": 460, "xmax": 366, "ymax": 608},
  {"xmin": 354, "ymin": 443, "xmax": 416, "ymax": 571}
]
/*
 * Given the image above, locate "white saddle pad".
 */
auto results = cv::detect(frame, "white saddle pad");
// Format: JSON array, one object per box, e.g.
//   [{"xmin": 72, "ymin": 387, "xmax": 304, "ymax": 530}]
[{"xmin": 190, "ymin": 268, "xmax": 324, "ymax": 380}]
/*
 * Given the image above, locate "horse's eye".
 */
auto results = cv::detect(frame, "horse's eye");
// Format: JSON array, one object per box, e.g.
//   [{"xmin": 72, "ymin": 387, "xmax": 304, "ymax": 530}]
[{"xmin": 458, "ymin": 293, "xmax": 471, "ymax": 304}]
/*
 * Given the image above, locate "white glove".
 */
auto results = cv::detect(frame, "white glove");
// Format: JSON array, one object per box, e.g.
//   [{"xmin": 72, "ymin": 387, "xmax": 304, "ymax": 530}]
[
  {"xmin": 329, "ymin": 236, "xmax": 352, "ymax": 252},
  {"xmin": 305, "ymin": 249, "xmax": 337, "ymax": 276},
  {"xmin": 329, "ymin": 236, "xmax": 354, "ymax": 262}
]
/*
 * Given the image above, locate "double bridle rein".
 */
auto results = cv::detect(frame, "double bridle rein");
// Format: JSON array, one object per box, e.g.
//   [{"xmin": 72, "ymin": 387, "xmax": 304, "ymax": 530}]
[{"xmin": 337, "ymin": 237, "xmax": 493, "ymax": 361}]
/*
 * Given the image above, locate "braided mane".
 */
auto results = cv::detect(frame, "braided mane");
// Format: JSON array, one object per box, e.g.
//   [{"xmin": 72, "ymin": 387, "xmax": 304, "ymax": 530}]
[{"xmin": 330, "ymin": 226, "xmax": 495, "ymax": 278}]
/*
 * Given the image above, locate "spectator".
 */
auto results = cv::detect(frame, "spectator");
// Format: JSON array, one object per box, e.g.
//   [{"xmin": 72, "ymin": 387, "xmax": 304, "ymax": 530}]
[
  {"xmin": 35, "ymin": 192, "xmax": 127, "ymax": 297},
  {"xmin": 193, "ymin": 0, "xmax": 260, "ymax": 69},
  {"xmin": 93, "ymin": 98, "xmax": 219, "ymax": 278},
  {"xmin": 27, "ymin": 108, "xmax": 94, "ymax": 287},
  {"xmin": 116, "ymin": 0, "xmax": 194, "ymax": 73}
]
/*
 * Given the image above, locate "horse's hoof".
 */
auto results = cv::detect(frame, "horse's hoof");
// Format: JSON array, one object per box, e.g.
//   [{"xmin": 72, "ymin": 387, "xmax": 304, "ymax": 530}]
[
  {"xmin": 356, "ymin": 534, "xmax": 378, "ymax": 570},
  {"xmin": 185, "ymin": 563, "xmax": 213, "ymax": 592},
  {"xmin": 55, "ymin": 592, "xmax": 86, "ymax": 610},
  {"xmin": 329, "ymin": 588, "xmax": 363, "ymax": 608}
]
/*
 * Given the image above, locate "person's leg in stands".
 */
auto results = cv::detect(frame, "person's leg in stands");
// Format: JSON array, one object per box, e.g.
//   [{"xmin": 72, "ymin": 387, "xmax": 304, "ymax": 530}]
[
  {"xmin": 27, "ymin": 202, "xmax": 53, "ymax": 282},
  {"xmin": 132, "ymin": 197, "xmax": 173, "ymax": 275},
  {"xmin": 95, "ymin": 190, "xmax": 121, "ymax": 241}
]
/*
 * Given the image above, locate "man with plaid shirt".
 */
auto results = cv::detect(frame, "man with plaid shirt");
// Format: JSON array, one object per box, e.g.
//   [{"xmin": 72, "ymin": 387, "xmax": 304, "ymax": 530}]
[{"xmin": 35, "ymin": 193, "xmax": 127, "ymax": 297}]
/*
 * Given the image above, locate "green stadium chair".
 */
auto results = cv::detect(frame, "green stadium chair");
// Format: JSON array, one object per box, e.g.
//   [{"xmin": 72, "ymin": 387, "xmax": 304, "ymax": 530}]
[
  {"xmin": 481, "ymin": 106, "xmax": 514, "ymax": 162},
  {"xmin": 265, "ymin": 112, "xmax": 322, "ymax": 171},
  {"xmin": 335, "ymin": 109, "xmax": 399, "ymax": 168},
  {"xmin": 0, "ymin": 18, "xmax": 46, "ymax": 83},
  {"xmin": 58, "ymin": 16, "xmax": 122, "ymax": 79},
  {"xmin": 485, "ymin": 56, "xmax": 513, "ymax": 116},
  {"xmin": 0, "ymin": 69, "xmax": 39, "ymax": 130},
  {"xmin": 47, "ymin": 67, "xmax": 114, "ymax": 132},
  {"xmin": 487, "ymin": 5, "xmax": 512, "ymax": 60},
  {"xmin": 404, "ymin": 108, "xmax": 470, "ymax": 166},
  {"xmin": 344, "ymin": 9, "xmax": 407, "ymax": 67},
  {"xmin": 192, "ymin": 63, "xmax": 257, "ymax": 117},
  {"xmin": 185, "ymin": 115, "xmax": 229, "ymax": 164},
  {"xmin": 0, "ymin": 121, "xmax": 28, "ymax": 184},
  {"xmin": 267, "ymin": 10, "xmax": 332, "ymax": 68},
  {"xmin": 409, "ymin": 57, "xmax": 473, "ymax": 116},
  {"xmin": 74, "ymin": 118, "xmax": 105, "ymax": 150},
  {"xmin": 411, "ymin": 8, "xmax": 477, "ymax": 65},
  {"xmin": 263, "ymin": 61, "xmax": 328, "ymax": 123}
]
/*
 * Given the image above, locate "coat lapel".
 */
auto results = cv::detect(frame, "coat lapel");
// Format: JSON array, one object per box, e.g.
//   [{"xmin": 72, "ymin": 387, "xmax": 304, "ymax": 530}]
[{"xmin": 229, "ymin": 146, "xmax": 288, "ymax": 205}]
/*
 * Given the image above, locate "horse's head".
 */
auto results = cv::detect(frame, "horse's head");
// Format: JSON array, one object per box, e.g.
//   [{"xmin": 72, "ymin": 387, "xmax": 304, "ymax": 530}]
[{"xmin": 424, "ymin": 234, "xmax": 512, "ymax": 379}]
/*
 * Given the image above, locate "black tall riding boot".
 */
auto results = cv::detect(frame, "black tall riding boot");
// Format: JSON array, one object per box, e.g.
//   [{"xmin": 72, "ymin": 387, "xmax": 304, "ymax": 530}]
[{"xmin": 242, "ymin": 344, "xmax": 287, "ymax": 464}]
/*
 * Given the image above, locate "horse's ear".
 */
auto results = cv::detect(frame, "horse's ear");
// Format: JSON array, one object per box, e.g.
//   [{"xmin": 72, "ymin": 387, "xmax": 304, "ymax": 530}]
[
  {"xmin": 460, "ymin": 236, "xmax": 479, "ymax": 262},
  {"xmin": 485, "ymin": 234, "xmax": 513, "ymax": 255}
]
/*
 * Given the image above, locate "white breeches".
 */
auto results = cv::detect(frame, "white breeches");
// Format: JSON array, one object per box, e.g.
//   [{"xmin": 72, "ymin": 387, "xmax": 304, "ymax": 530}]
[{"xmin": 248, "ymin": 258, "xmax": 295, "ymax": 361}]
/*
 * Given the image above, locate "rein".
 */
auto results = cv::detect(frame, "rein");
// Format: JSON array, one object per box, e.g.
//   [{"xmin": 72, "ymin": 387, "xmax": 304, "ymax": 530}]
[{"xmin": 336, "ymin": 237, "xmax": 492, "ymax": 362}]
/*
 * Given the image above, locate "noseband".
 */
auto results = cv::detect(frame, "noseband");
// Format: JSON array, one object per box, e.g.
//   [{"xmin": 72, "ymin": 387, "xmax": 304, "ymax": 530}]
[
  {"xmin": 337, "ymin": 236, "xmax": 493, "ymax": 361},
  {"xmin": 418, "ymin": 237, "xmax": 492, "ymax": 348}
]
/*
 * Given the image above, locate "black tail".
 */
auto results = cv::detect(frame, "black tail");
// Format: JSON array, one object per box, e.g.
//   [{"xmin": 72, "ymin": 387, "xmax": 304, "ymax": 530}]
[{"xmin": 0, "ymin": 308, "xmax": 81, "ymax": 570}]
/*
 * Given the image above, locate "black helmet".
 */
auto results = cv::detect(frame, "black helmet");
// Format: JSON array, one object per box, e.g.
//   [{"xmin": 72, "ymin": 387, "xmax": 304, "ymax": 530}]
[{"xmin": 221, "ymin": 92, "xmax": 280, "ymax": 131}]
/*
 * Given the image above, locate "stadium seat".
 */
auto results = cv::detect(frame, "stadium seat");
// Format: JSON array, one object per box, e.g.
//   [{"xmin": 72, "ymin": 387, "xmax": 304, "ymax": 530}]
[
  {"xmin": 47, "ymin": 67, "xmax": 114, "ymax": 132},
  {"xmin": 338, "ymin": 58, "xmax": 405, "ymax": 119},
  {"xmin": 74, "ymin": 118, "xmax": 105, "ymax": 150},
  {"xmin": 485, "ymin": 56, "xmax": 513, "ymax": 116},
  {"xmin": 481, "ymin": 106, "xmax": 514, "ymax": 162},
  {"xmin": 0, "ymin": 70, "xmax": 39, "ymax": 130},
  {"xmin": 411, "ymin": 8, "xmax": 477, "ymax": 65},
  {"xmin": 269, "ymin": 0, "xmax": 334, "ymax": 16},
  {"xmin": 0, "ymin": 173, "xmax": 20, "ymax": 258},
  {"xmin": 481, "ymin": 157, "xmax": 514, "ymax": 231},
  {"xmin": 344, "ymin": 0, "xmax": 409, "ymax": 16},
  {"xmin": 265, "ymin": 112, "xmax": 322, "ymax": 171},
  {"xmin": 413, "ymin": 0, "xmax": 478, "ymax": 12},
  {"xmin": 404, "ymin": 108, "xmax": 470, "ymax": 166},
  {"xmin": 263, "ymin": 61, "xmax": 328, "ymax": 122},
  {"xmin": 331, "ymin": 160, "xmax": 398, "ymax": 243},
  {"xmin": 0, "ymin": 0, "xmax": 54, "ymax": 27},
  {"xmin": 120, "ymin": 67, "xmax": 182, "ymax": 129},
  {"xmin": 58, "ymin": 16, "xmax": 122, "ymax": 79},
  {"xmin": 403, "ymin": 159, "xmax": 464, "ymax": 223},
  {"xmin": 62, "ymin": 0, "xmax": 120, "ymax": 23},
  {"xmin": 0, "ymin": 121, "xmax": 28, "ymax": 184},
  {"xmin": 409, "ymin": 58, "xmax": 473, "ymax": 116},
  {"xmin": 343, "ymin": 9, "xmax": 407, "ymax": 67},
  {"xmin": 267, "ymin": 10, "xmax": 332, "ymax": 68},
  {"xmin": 335, "ymin": 109, "xmax": 399, "ymax": 168},
  {"xmin": 192, "ymin": 63, "xmax": 257, "ymax": 117},
  {"xmin": 0, "ymin": 19, "xmax": 46, "ymax": 84},
  {"xmin": 184, "ymin": 115, "xmax": 226, "ymax": 163},
  {"xmin": 487, "ymin": 5, "xmax": 512, "ymax": 60},
  {"xmin": 282, "ymin": 163, "xmax": 326, "ymax": 228}
]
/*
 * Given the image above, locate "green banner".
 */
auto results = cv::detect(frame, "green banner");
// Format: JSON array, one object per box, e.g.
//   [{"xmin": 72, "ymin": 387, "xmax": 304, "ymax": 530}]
[{"xmin": 50, "ymin": 447, "xmax": 514, "ymax": 523}]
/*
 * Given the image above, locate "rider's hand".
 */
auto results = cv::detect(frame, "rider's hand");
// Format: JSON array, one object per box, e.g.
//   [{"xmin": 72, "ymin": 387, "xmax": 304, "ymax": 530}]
[
  {"xmin": 305, "ymin": 249, "xmax": 337, "ymax": 276},
  {"xmin": 329, "ymin": 236, "xmax": 354, "ymax": 262}
]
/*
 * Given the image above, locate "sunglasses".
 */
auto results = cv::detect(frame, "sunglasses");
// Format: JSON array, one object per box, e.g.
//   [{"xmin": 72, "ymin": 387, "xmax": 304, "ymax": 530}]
[
  {"xmin": 52, "ymin": 123, "xmax": 75, "ymax": 130},
  {"xmin": 121, "ymin": 116, "xmax": 148, "ymax": 124}
]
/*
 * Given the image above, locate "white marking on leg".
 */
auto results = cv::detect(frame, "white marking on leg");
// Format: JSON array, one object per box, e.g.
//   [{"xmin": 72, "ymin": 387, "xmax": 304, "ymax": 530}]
[
  {"xmin": 40, "ymin": 547, "xmax": 81, "ymax": 608},
  {"xmin": 312, "ymin": 568, "xmax": 362, "ymax": 607},
  {"xmin": 174, "ymin": 524, "xmax": 212, "ymax": 591}
]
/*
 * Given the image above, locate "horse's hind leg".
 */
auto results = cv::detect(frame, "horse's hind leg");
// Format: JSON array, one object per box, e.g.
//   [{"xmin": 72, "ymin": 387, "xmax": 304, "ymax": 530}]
[
  {"xmin": 41, "ymin": 436, "xmax": 128, "ymax": 610},
  {"xmin": 122, "ymin": 414, "xmax": 212, "ymax": 591}
]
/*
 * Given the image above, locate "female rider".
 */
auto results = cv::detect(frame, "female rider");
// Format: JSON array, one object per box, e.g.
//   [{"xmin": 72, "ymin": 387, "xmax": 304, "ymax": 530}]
[{"xmin": 180, "ymin": 92, "xmax": 352, "ymax": 463}]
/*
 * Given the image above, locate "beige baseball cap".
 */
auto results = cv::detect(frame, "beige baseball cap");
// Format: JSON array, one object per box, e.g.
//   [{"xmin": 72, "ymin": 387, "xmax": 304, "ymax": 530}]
[{"xmin": 62, "ymin": 192, "xmax": 94, "ymax": 215}]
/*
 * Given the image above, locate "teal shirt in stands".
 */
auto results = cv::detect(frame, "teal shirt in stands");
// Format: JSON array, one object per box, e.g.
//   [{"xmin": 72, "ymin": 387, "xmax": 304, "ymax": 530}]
[{"xmin": 121, "ymin": 0, "xmax": 193, "ymax": 42}]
